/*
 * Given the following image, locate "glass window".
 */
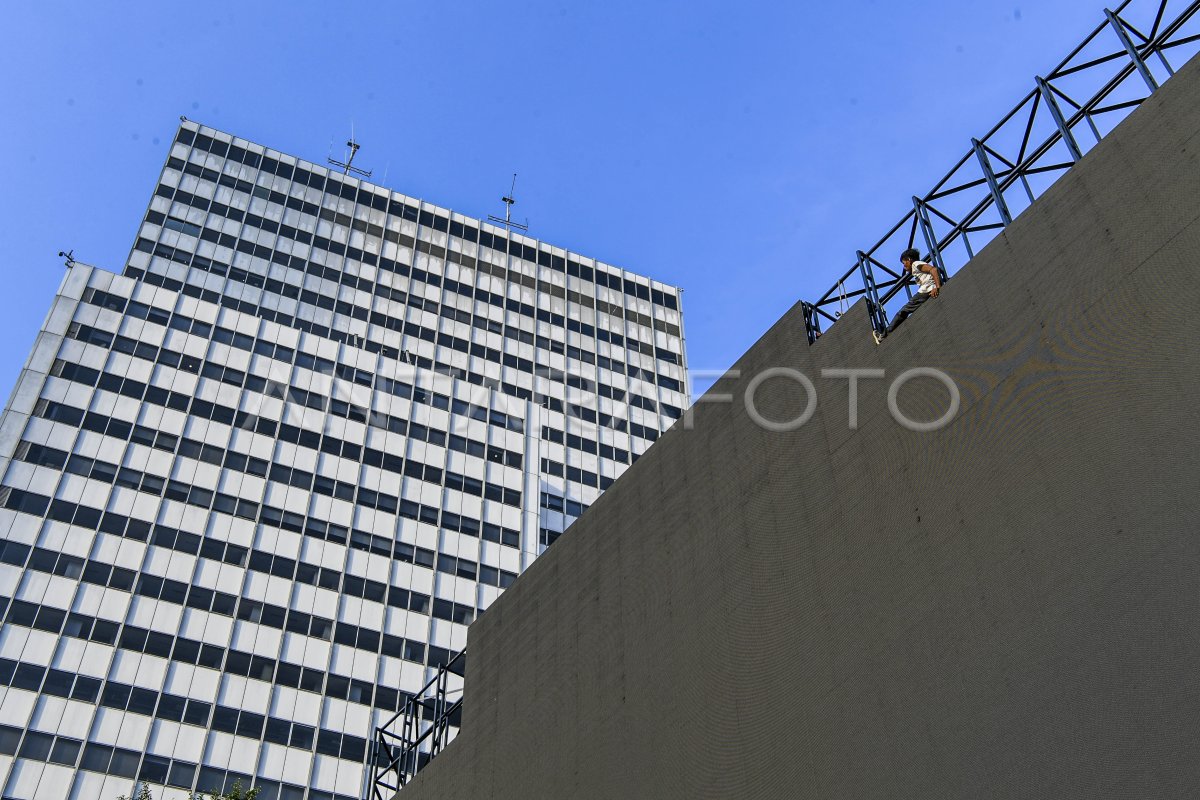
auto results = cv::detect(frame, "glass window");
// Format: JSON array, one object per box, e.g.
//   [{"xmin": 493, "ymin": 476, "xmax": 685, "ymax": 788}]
[
  {"xmin": 167, "ymin": 760, "xmax": 197, "ymax": 789},
  {"xmin": 49, "ymin": 736, "xmax": 82, "ymax": 766},
  {"xmin": 140, "ymin": 754, "xmax": 171, "ymax": 783},
  {"xmin": 80, "ymin": 742, "xmax": 114, "ymax": 773},
  {"xmin": 109, "ymin": 748, "xmax": 140, "ymax": 779},
  {"xmin": 0, "ymin": 725, "xmax": 20, "ymax": 756},
  {"xmin": 289, "ymin": 724, "xmax": 314, "ymax": 750},
  {"xmin": 18, "ymin": 731, "xmax": 53, "ymax": 760}
]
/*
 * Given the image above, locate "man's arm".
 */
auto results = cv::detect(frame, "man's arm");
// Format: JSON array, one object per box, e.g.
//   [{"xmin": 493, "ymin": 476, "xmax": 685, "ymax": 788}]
[{"xmin": 919, "ymin": 262, "xmax": 942, "ymax": 296}]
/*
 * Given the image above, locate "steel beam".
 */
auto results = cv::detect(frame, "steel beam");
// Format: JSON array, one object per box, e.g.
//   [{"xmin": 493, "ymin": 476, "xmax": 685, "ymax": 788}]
[
  {"xmin": 1036, "ymin": 76, "xmax": 1085, "ymax": 162},
  {"xmin": 1105, "ymin": 8, "xmax": 1160, "ymax": 90},
  {"xmin": 912, "ymin": 198, "xmax": 950, "ymax": 283},
  {"xmin": 856, "ymin": 251, "xmax": 888, "ymax": 334}
]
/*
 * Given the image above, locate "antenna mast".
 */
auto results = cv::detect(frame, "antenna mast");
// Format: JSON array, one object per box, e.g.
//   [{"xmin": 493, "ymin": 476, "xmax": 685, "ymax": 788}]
[
  {"xmin": 487, "ymin": 173, "xmax": 529, "ymax": 233},
  {"xmin": 328, "ymin": 127, "xmax": 373, "ymax": 178}
]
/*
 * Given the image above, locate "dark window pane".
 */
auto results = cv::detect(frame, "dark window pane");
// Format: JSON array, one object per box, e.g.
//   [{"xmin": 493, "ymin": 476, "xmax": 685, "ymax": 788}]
[
  {"xmin": 211, "ymin": 705, "xmax": 239, "ymax": 734},
  {"xmin": 264, "ymin": 718, "xmax": 291, "ymax": 745},
  {"xmin": 18, "ymin": 731, "xmax": 54, "ymax": 760},
  {"xmin": 168, "ymin": 760, "xmax": 197, "ymax": 788},
  {"xmin": 315, "ymin": 730, "xmax": 341, "ymax": 756},
  {"xmin": 235, "ymin": 711, "xmax": 264, "ymax": 739},
  {"xmin": 140, "ymin": 754, "xmax": 171, "ymax": 783},
  {"xmin": 197, "ymin": 767, "xmax": 227, "ymax": 795},
  {"xmin": 325, "ymin": 674, "xmax": 349, "ymax": 700},
  {"xmin": 101, "ymin": 682, "xmax": 132, "ymax": 709},
  {"xmin": 184, "ymin": 699, "xmax": 211, "ymax": 726},
  {"xmin": 109, "ymin": 747, "xmax": 141, "ymax": 779},
  {"xmin": 13, "ymin": 663, "xmax": 45, "ymax": 691},
  {"xmin": 172, "ymin": 638, "xmax": 200, "ymax": 664},
  {"xmin": 146, "ymin": 631, "xmax": 174, "ymax": 658},
  {"xmin": 80, "ymin": 742, "xmax": 114, "ymax": 772},
  {"xmin": 275, "ymin": 662, "xmax": 300, "ymax": 688},
  {"xmin": 0, "ymin": 725, "xmax": 20, "ymax": 756},
  {"xmin": 42, "ymin": 668, "xmax": 74, "ymax": 697},
  {"xmin": 91, "ymin": 619, "xmax": 120, "ymax": 644},
  {"xmin": 298, "ymin": 668, "xmax": 323, "ymax": 693},
  {"xmin": 198, "ymin": 643, "xmax": 225, "ymax": 667},
  {"xmin": 72, "ymin": 676, "xmax": 102, "ymax": 702},
  {"xmin": 157, "ymin": 694, "xmax": 186, "ymax": 721},
  {"xmin": 128, "ymin": 687, "xmax": 158, "ymax": 715},
  {"xmin": 49, "ymin": 736, "xmax": 82, "ymax": 766},
  {"xmin": 289, "ymin": 724, "xmax": 314, "ymax": 750}
]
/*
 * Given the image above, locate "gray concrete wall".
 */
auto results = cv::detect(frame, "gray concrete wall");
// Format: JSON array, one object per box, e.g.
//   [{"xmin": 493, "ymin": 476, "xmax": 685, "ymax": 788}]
[{"xmin": 395, "ymin": 52, "xmax": 1200, "ymax": 799}]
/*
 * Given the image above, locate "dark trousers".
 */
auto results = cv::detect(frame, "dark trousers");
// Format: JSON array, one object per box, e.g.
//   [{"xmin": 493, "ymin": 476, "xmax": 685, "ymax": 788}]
[{"xmin": 885, "ymin": 291, "xmax": 932, "ymax": 334}]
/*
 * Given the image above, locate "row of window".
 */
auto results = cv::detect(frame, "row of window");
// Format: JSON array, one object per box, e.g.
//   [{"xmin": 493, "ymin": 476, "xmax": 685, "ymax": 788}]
[
  {"xmin": 145, "ymin": 214, "xmax": 680, "ymax": 387},
  {"xmin": 173, "ymin": 129, "xmax": 681, "ymax": 310},
  {"xmin": 539, "ymin": 491, "xmax": 589, "ymax": 519},
  {"xmin": 128, "ymin": 250, "xmax": 683, "ymax": 414},
  {"xmin": 538, "ymin": 457, "xmax": 614, "ymax": 490},
  {"xmin": 0, "ymin": 658, "xmax": 368, "ymax": 764},
  {"xmin": 146, "ymin": 166, "xmax": 684, "ymax": 348},
  {"xmin": 0, "ymin": 583, "xmax": 453, "ymax": 711},
  {"xmin": 82, "ymin": 284, "xmax": 674, "ymax": 454},
  {"xmin": 47, "ymin": 355, "xmax": 525, "ymax": 509},
  {"xmin": 46, "ymin": 360, "xmax": 522, "ymax": 488},
  {"xmin": 5, "ymin": 548, "xmax": 431, "ymax": 663},
  {"xmin": 32, "ymin": 398, "xmax": 516, "ymax": 554},
  {"xmin": 2, "ymin": 486, "xmax": 514, "ymax": 628},
  {"xmin": 0, "ymin": 714, "xmax": 330, "ymax": 800},
  {"xmin": 156, "ymin": 186, "xmax": 679, "ymax": 350},
  {"xmin": 81, "ymin": 286, "xmax": 531, "ymax": 435},
  {"xmin": 148, "ymin": 172, "xmax": 679, "ymax": 347},
  {"xmin": 130, "ymin": 264, "xmax": 664, "ymax": 435}
]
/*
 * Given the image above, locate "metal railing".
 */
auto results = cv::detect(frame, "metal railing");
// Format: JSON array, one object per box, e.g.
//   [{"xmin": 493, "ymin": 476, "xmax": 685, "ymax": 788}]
[
  {"xmin": 802, "ymin": 0, "xmax": 1200, "ymax": 343},
  {"xmin": 367, "ymin": 650, "xmax": 466, "ymax": 798}
]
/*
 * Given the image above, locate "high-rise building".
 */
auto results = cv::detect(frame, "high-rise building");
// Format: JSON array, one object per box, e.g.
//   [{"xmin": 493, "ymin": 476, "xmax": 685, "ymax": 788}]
[{"xmin": 0, "ymin": 120, "xmax": 688, "ymax": 800}]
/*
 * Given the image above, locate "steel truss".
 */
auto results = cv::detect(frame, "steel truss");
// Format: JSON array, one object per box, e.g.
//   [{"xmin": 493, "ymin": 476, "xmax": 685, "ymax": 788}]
[
  {"xmin": 367, "ymin": 650, "xmax": 466, "ymax": 798},
  {"xmin": 803, "ymin": 0, "xmax": 1200, "ymax": 343}
]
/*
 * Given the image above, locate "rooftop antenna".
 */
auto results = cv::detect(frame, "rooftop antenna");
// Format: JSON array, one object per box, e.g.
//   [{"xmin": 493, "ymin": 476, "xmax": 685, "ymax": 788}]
[
  {"xmin": 328, "ymin": 123, "xmax": 372, "ymax": 178},
  {"xmin": 487, "ymin": 173, "xmax": 529, "ymax": 233}
]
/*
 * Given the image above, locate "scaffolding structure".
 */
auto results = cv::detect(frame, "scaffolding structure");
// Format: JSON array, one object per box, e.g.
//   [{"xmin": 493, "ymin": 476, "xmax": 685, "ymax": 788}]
[
  {"xmin": 367, "ymin": 650, "xmax": 466, "ymax": 799},
  {"xmin": 802, "ymin": 0, "xmax": 1200, "ymax": 342}
]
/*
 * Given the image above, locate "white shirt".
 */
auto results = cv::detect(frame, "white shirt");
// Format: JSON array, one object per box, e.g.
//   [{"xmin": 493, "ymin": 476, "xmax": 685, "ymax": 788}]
[{"xmin": 911, "ymin": 261, "xmax": 938, "ymax": 294}]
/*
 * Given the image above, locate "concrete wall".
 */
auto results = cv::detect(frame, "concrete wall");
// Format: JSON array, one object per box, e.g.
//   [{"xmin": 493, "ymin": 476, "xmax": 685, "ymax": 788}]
[{"xmin": 395, "ymin": 53, "xmax": 1200, "ymax": 799}]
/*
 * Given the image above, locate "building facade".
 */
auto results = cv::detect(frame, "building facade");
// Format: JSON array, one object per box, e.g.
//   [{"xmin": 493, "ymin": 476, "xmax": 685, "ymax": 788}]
[{"xmin": 0, "ymin": 121, "xmax": 687, "ymax": 800}]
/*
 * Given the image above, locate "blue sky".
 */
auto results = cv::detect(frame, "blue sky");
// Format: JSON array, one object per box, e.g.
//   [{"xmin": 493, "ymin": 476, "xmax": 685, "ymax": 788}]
[{"xmin": 0, "ymin": 0, "xmax": 1107, "ymax": 400}]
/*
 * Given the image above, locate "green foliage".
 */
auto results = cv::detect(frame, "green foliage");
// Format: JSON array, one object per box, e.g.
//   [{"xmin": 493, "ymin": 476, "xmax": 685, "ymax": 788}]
[
  {"xmin": 117, "ymin": 783, "xmax": 154, "ymax": 800},
  {"xmin": 190, "ymin": 778, "xmax": 260, "ymax": 800},
  {"xmin": 118, "ymin": 779, "xmax": 260, "ymax": 800}
]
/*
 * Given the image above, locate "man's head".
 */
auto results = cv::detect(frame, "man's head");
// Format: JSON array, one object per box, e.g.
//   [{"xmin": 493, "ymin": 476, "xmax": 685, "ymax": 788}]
[{"xmin": 900, "ymin": 248, "xmax": 920, "ymax": 267}]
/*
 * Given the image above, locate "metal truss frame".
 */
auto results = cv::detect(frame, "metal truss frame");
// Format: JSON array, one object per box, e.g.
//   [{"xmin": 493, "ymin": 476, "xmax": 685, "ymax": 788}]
[
  {"xmin": 367, "ymin": 649, "xmax": 467, "ymax": 798},
  {"xmin": 803, "ymin": 0, "xmax": 1200, "ymax": 343}
]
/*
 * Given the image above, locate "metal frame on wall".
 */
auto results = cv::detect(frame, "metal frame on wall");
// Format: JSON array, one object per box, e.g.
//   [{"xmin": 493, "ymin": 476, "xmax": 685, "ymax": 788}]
[
  {"xmin": 367, "ymin": 650, "xmax": 466, "ymax": 798},
  {"xmin": 802, "ymin": 0, "xmax": 1200, "ymax": 343}
]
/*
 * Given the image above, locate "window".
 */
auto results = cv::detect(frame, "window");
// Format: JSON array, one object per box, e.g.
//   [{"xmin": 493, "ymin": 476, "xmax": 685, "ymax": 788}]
[
  {"xmin": 183, "ymin": 700, "xmax": 211, "ymax": 726},
  {"xmin": 49, "ymin": 736, "xmax": 82, "ymax": 766},
  {"xmin": 0, "ymin": 725, "xmax": 20, "ymax": 756},
  {"xmin": 290, "ymin": 724, "xmax": 315, "ymax": 749},
  {"xmin": 168, "ymin": 761, "xmax": 197, "ymax": 789},
  {"xmin": 140, "ymin": 754, "xmax": 171, "ymax": 783},
  {"xmin": 42, "ymin": 669, "xmax": 74, "ymax": 696},
  {"xmin": 157, "ymin": 694, "xmax": 186, "ymax": 722},
  {"xmin": 72, "ymin": 676, "xmax": 102, "ymax": 702},
  {"xmin": 81, "ymin": 742, "xmax": 114, "ymax": 772},
  {"xmin": 18, "ymin": 731, "xmax": 53, "ymax": 760}
]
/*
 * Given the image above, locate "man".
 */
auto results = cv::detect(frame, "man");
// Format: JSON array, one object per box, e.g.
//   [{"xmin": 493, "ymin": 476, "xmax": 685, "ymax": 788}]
[{"xmin": 873, "ymin": 248, "xmax": 941, "ymax": 344}]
